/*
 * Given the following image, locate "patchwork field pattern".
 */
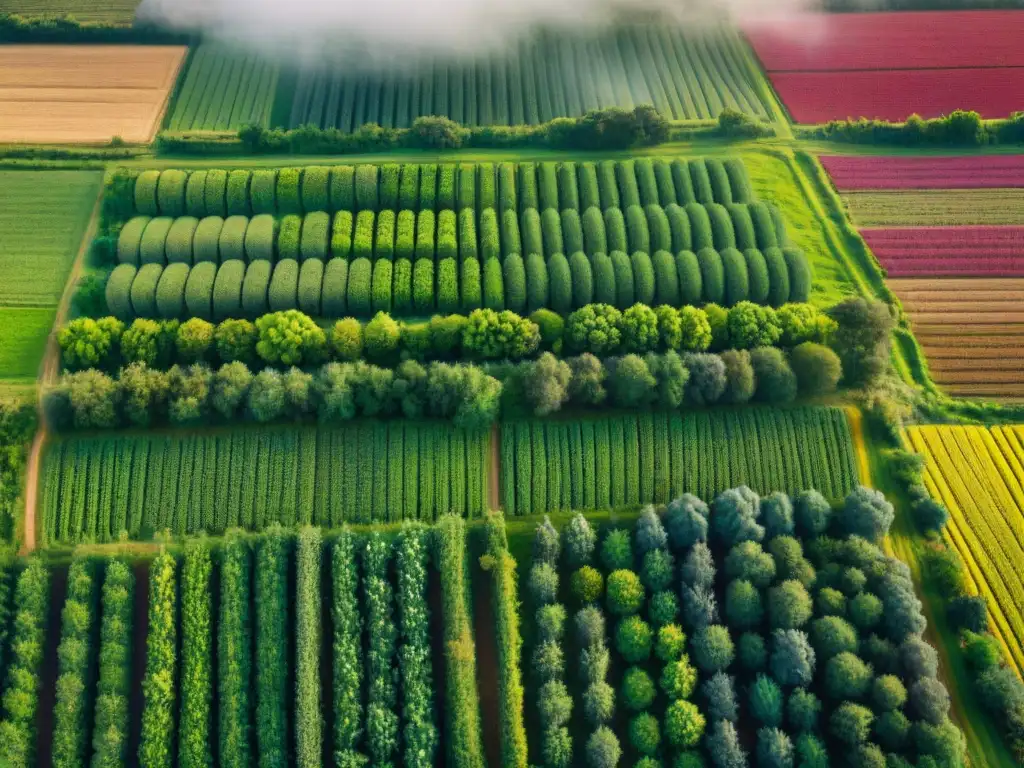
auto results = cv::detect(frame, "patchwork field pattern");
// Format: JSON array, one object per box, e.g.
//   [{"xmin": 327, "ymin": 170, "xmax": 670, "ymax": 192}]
[
  {"xmin": 0, "ymin": 45, "xmax": 187, "ymax": 143},
  {"xmin": 906, "ymin": 424, "xmax": 1024, "ymax": 675},
  {"xmin": 744, "ymin": 11, "xmax": 1024, "ymax": 121},
  {"xmin": 283, "ymin": 23, "xmax": 771, "ymax": 129},
  {"xmin": 167, "ymin": 44, "xmax": 279, "ymax": 131},
  {"xmin": 845, "ymin": 190, "xmax": 1024, "ymax": 227},
  {"xmin": 41, "ymin": 422, "xmax": 491, "ymax": 544},
  {"xmin": 0, "ymin": 170, "xmax": 101, "ymax": 384},
  {"xmin": 890, "ymin": 279, "xmax": 1024, "ymax": 397},
  {"xmin": 820, "ymin": 154, "xmax": 1024, "ymax": 190},
  {"xmin": 501, "ymin": 407, "xmax": 858, "ymax": 515},
  {"xmin": 0, "ymin": 0, "xmax": 139, "ymax": 22}
]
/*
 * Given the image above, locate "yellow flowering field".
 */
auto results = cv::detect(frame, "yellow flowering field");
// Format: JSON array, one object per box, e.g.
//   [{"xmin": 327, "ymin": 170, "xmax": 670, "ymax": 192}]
[{"xmin": 905, "ymin": 424, "xmax": 1024, "ymax": 677}]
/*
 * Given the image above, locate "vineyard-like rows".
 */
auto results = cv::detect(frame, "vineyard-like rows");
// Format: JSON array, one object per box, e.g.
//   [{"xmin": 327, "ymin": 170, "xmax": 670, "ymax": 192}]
[
  {"xmin": 283, "ymin": 24, "xmax": 770, "ymax": 129},
  {"xmin": 844, "ymin": 190, "xmax": 1024, "ymax": 227},
  {"xmin": 888, "ymin": 278, "xmax": 1024, "ymax": 398},
  {"xmin": 501, "ymin": 407, "xmax": 858, "ymax": 515},
  {"xmin": 128, "ymin": 158, "xmax": 758, "ymax": 218},
  {"xmin": 167, "ymin": 44, "xmax": 279, "ymax": 131},
  {"xmin": 0, "ymin": 519, "xmax": 501, "ymax": 768},
  {"xmin": 40, "ymin": 423, "xmax": 490, "ymax": 544},
  {"xmin": 906, "ymin": 424, "xmax": 1024, "ymax": 676}
]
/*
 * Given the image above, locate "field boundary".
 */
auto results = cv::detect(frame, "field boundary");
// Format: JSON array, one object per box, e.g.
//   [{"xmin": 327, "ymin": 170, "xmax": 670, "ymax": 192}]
[{"xmin": 21, "ymin": 184, "xmax": 104, "ymax": 553}]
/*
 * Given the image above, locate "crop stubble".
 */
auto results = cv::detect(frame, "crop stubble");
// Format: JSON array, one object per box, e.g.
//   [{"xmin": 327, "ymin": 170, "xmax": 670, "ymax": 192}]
[{"xmin": 0, "ymin": 45, "xmax": 187, "ymax": 143}]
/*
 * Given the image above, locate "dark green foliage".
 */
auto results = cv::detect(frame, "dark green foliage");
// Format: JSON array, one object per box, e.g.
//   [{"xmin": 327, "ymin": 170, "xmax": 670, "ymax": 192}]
[
  {"xmin": 707, "ymin": 203, "xmax": 736, "ymax": 250},
  {"xmin": 686, "ymin": 204, "xmax": 713, "ymax": 251},
  {"xmin": 241, "ymin": 260, "xmax": 271, "ymax": 317},
  {"xmin": 625, "ymin": 205, "xmax": 649, "ymax": 255},
  {"xmin": 155, "ymin": 263, "xmax": 189, "ymax": 319},
  {"xmin": 720, "ymin": 247, "xmax": 749, "ymax": 306},
  {"xmin": 502, "ymin": 255, "xmax": 526, "ymax": 313},
  {"xmin": 610, "ymin": 251, "xmax": 634, "ymax": 308},
  {"xmin": 582, "ymin": 207, "xmax": 607, "ymax": 254},
  {"xmin": 525, "ymin": 253, "xmax": 548, "ymax": 312},
  {"xmin": 631, "ymin": 252, "xmax": 655, "ymax": 306},
  {"xmin": 604, "ymin": 207, "xmax": 627, "ymax": 254},
  {"xmin": 696, "ymin": 248, "xmax": 724, "ymax": 304},
  {"xmin": 783, "ymin": 248, "xmax": 811, "ymax": 302},
  {"xmin": 728, "ymin": 204, "xmax": 756, "ymax": 250},
  {"xmin": 275, "ymin": 168, "xmax": 301, "ymax": 215}
]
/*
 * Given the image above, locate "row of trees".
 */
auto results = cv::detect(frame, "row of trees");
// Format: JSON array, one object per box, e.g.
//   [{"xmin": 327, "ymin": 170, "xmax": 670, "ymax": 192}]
[
  {"xmin": 51, "ymin": 559, "xmax": 96, "ymax": 768},
  {"xmin": 61, "ymin": 299, "xmax": 835, "ymax": 374},
  {"xmin": 90, "ymin": 561, "xmax": 134, "ymax": 767}
]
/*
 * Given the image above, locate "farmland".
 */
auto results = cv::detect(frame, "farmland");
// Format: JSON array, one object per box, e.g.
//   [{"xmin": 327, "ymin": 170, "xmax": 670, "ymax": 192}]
[
  {"xmin": 0, "ymin": 170, "xmax": 100, "ymax": 385},
  {"xmin": 0, "ymin": 0, "xmax": 139, "ymax": 23},
  {"xmin": 501, "ymin": 407, "xmax": 858, "ymax": 515},
  {"xmin": 0, "ymin": 45, "xmax": 187, "ymax": 143},
  {"xmin": 744, "ymin": 11, "xmax": 1024, "ymax": 122},
  {"xmin": 906, "ymin": 424, "xmax": 1024, "ymax": 676},
  {"xmin": 281, "ymin": 23, "xmax": 771, "ymax": 129},
  {"xmin": 40, "ymin": 422, "xmax": 491, "ymax": 543},
  {"xmin": 167, "ymin": 44, "xmax": 279, "ymax": 132},
  {"xmin": 844, "ymin": 190, "xmax": 1024, "ymax": 227},
  {"xmin": 861, "ymin": 226, "xmax": 1024, "ymax": 277},
  {"xmin": 889, "ymin": 279, "xmax": 1024, "ymax": 398},
  {"xmin": 100, "ymin": 158, "xmax": 811, "ymax": 318},
  {"xmin": 820, "ymin": 154, "xmax": 1024, "ymax": 190}
]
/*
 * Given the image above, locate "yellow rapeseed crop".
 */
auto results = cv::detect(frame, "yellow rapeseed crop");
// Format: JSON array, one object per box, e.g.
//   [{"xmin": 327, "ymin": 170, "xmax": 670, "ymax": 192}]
[{"xmin": 906, "ymin": 424, "xmax": 1024, "ymax": 677}]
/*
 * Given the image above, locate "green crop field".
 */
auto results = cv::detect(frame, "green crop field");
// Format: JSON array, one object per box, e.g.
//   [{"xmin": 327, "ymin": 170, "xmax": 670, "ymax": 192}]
[
  {"xmin": 0, "ymin": 170, "xmax": 101, "ymax": 307},
  {"xmin": 281, "ymin": 23, "xmax": 770, "ymax": 129},
  {"xmin": 40, "ymin": 422, "xmax": 490, "ymax": 544},
  {"xmin": 0, "ymin": 307, "xmax": 55, "ymax": 385},
  {"xmin": 844, "ymin": 189, "xmax": 1024, "ymax": 226},
  {"xmin": 0, "ymin": 0, "xmax": 138, "ymax": 22},
  {"xmin": 501, "ymin": 406, "xmax": 859, "ymax": 515},
  {"xmin": 167, "ymin": 44, "xmax": 280, "ymax": 132}
]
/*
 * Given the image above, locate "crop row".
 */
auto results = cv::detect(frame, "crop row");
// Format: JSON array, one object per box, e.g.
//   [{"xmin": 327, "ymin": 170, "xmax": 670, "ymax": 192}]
[
  {"xmin": 106, "ymin": 244, "xmax": 808, "ymax": 322},
  {"xmin": 40, "ymin": 422, "xmax": 490, "ymax": 544},
  {"xmin": 128, "ymin": 158, "xmax": 756, "ymax": 219},
  {"xmin": 906, "ymin": 424, "xmax": 1024, "ymax": 675},
  {"xmin": 501, "ymin": 407, "xmax": 857, "ymax": 515},
  {"xmin": 820, "ymin": 154, "xmax": 1024, "ymax": 191},
  {"xmin": 114, "ymin": 200, "xmax": 787, "ymax": 273},
  {"xmin": 167, "ymin": 45, "xmax": 279, "ymax": 131},
  {"xmin": 862, "ymin": 226, "xmax": 1024, "ymax": 277},
  {"xmin": 287, "ymin": 24, "xmax": 770, "ymax": 128}
]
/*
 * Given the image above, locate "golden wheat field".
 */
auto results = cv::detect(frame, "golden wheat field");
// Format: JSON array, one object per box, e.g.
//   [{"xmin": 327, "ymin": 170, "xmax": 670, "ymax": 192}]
[
  {"xmin": 905, "ymin": 424, "xmax": 1024, "ymax": 677},
  {"xmin": 0, "ymin": 45, "xmax": 187, "ymax": 144},
  {"xmin": 890, "ymin": 278, "xmax": 1024, "ymax": 398}
]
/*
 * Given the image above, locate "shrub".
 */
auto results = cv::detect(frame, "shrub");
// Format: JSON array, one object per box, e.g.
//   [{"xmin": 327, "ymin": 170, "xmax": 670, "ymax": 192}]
[
  {"xmin": 437, "ymin": 258, "xmax": 459, "ymax": 314},
  {"xmin": 226, "ymin": 169, "xmax": 252, "ymax": 216},
  {"xmin": 728, "ymin": 302, "xmax": 781, "ymax": 348},
  {"xmin": 240, "ymin": 261, "xmax": 271, "ymax": 318},
  {"xmin": 610, "ymin": 251, "xmax": 634, "ymax": 308},
  {"xmin": 768, "ymin": 580, "xmax": 813, "ymax": 630},
  {"xmin": 566, "ymin": 304, "xmax": 622, "ymax": 355},
  {"xmin": 661, "ymin": 656, "xmax": 698, "ymax": 700},
  {"xmin": 692, "ymin": 625, "xmax": 734, "ymax": 673},
  {"xmin": 620, "ymin": 304, "xmax": 659, "ymax": 353},
  {"xmin": 608, "ymin": 354, "xmax": 656, "ymax": 407},
  {"xmin": 830, "ymin": 702, "xmax": 874, "ymax": 746},
  {"xmin": 571, "ymin": 566, "xmax": 604, "ymax": 604},
  {"xmin": 462, "ymin": 308, "xmax": 539, "ymax": 360},
  {"xmin": 370, "ymin": 258, "xmax": 392, "ymax": 314},
  {"xmin": 548, "ymin": 253, "xmax": 572, "ymax": 314},
  {"xmin": 538, "ymin": 680, "xmax": 572, "ymax": 727},
  {"xmin": 606, "ymin": 570, "xmax": 644, "ymax": 616},
  {"xmin": 529, "ymin": 563, "xmax": 559, "ymax": 605},
  {"xmin": 574, "ymin": 606, "xmax": 604, "ymax": 647},
  {"xmin": 275, "ymin": 168, "xmax": 301, "ymax": 215},
  {"xmin": 255, "ymin": 309, "xmax": 326, "ymax": 366},
  {"xmin": 267, "ymin": 258, "xmax": 299, "ymax": 311},
  {"xmin": 249, "ymin": 169, "xmax": 276, "ymax": 214},
  {"xmin": 751, "ymin": 347, "xmax": 797, "ymax": 404},
  {"xmin": 630, "ymin": 252, "xmax": 655, "ymax": 306},
  {"xmin": 791, "ymin": 342, "xmax": 842, "ymax": 395}
]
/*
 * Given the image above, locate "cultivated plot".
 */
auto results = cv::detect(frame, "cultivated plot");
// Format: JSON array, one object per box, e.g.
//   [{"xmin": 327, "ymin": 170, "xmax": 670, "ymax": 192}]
[
  {"xmin": 282, "ymin": 23, "xmax": 772, "ymax": 129},
  {"xmin": 845, "ymin": 190, "xmax": 1024, "ymax": 227},
  {"xmin": 906, "ymin": 424, "xmax": 1024, "ymax": 675},
  {"xmin": 0, "ymin": 45, "xmax": 187, "ymax": 143},
  {"xmin": 862, "ymin": 226, "xmax": 1024, "ymax": 277},
  {"xmin": 0, "ymin": 307, "xmax": 56, "ymax": 384},
  {"xmin": 820, "ymin": 154, "xmax": 1024, "ymax": 190},
  {"xmin": 0, "ymin": 170, "xmax": 102, "ymax": 306},
  {"xmin": 890, "ymin": 278, "xmax": 1024, "ymax": 398},
  {"xmin": 0, "ymin": 0, "xmax": 140, "ymax": 22},
  {"xmin": 167, "ymin": 44, "xmax": 279, "ymax": 132},
  {"xmin": 744, "ymin": 10, "xmax": 1024, "ymax": 121}
]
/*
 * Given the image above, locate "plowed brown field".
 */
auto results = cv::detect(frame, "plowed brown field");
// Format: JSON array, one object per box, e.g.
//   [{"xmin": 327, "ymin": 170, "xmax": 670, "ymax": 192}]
[
  {"xmin": 891, "ymin": 278, "xmax": 1024, "ymax": 398},
  {"xmin": 0, "ymin": 45, "xmax": 187, "ymax": 144}
]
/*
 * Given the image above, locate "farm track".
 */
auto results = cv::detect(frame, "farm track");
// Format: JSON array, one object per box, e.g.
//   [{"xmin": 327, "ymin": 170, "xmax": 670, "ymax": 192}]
[{"xmin": 21, "ymin": 186, "xmax": 104, "ymax": 553}]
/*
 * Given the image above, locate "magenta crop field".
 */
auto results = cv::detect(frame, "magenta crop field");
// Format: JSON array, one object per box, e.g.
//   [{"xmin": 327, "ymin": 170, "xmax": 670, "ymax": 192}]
[
  {"xmin": 822, "ymin": 155, "xmax": 1024, "ymax": 190},
  {"xmin": 863, "ymin": 226, "xmax": 1024, "ymax": 277}
]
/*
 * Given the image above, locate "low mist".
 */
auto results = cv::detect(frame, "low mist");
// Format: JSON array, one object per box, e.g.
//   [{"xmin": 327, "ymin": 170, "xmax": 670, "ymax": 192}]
[{"xmin": 136, "ymin": 0, "xmax": 819, "ymax": 66}]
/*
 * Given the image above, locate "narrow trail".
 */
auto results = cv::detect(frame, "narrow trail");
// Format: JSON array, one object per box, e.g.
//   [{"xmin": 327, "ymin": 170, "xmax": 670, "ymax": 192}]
[{"xmin": 21, "ymin": 187, "xmax": 104, "ymax": 554}]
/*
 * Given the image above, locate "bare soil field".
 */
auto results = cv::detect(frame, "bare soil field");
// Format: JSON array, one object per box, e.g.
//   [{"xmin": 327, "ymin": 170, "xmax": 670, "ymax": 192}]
[
  {"xmin": 890, "ymin": 278, "xmax": 1024, "ymax": 398},
  {"xmin": 0, "ymin": 45, "xmax": 187, "ymax": 144}
]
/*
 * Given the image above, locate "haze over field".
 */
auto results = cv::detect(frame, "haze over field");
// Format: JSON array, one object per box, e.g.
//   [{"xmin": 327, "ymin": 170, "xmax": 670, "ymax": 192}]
[{"xmin": 136, "ymin": 0, "xmax": 818, "ymax": 63}]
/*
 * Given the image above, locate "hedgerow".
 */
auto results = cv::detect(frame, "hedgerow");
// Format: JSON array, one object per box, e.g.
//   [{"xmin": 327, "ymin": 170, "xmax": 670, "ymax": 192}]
[
  {"xmin": 413, "ymin": 258, "xmax": 435, "ymax": 313},
  {"xmin": 353, "ymin": 210, "xmax": 375, "ymax": 261},
  {"xmin": 416, "ymin": 210, "xmax": 436, "ymax": 260},
  {"xmin": 117, "ymin": 216, "xmax": 150, "ymax": 265},
  {"xmin": 419, "ymin": 164, "xmax": 438, "ymax": 210},
  {"xmin": 193, "ymin": 216, "xmax": 223, "ymax": 263},
  {"xmin": 592, "ymin": 253, "xmax": 615, "ymax": 306},
  {"xmin": 697, "ymin": 248, "xmax": 725, "ymax": 304},
  {"xmin": 521, "ymin": 208, "xmax": 542, "ymax": 257},
  {"xmin": 435, "ymin": 515, "xmax": 485, "ymax": 767},
  {"xmin": 256, "ymin": 527, "xmax": 288, "ymax": 767},
  {"xmin": 569, "ymin": 251, "xmax": 594, "ymax": 309},
  {"xmin": 605, "ymin": 207, "xmax": 627, "ymax": 253},
  {"xmin": 277, "ymin": 214, "xmax": 301, "ymax": 261},
  {"xmin": 106, "ymin": 264, "xmax": 137, "ymax": 319},
  {"xmin": 395, "ymin": 210, "xmax": 416, "ymax": 260},
  {"xmin": 134, "ymin": 170, "xmax": 161, "ymax": 216},
  {"xmin": 371, "ymin": 258, "xmax": 393, "ymax": 314},
  {"xmin": 139, "ymin": 550, "xmax": 177, "ymax": 768},
  {"xmin": 653, "ymin": 250, "xmax": 679, "ymax": 306},
  {"xmin": 185, "ymin": 170, "xmax": 208, "ymax": 217},
  {"xmin": 636, "ymin": 157, "xmax": 659, "ymax": 206},
  {"xmin": 501, "ymin": 208, "xmax": 522, "ymax": 257},
  {"xmin": 393, "ymin": 258, "xmax": 413, "ymax": 314},
  {"xmin": 226, "ymin": 170, "xmax": 252, "ymax": 216},
  {"xmin": 707, "ymin": 158, "xmax": 733, "ymax": 204},
  {"xmin": 165, "ymin": 216, "xmax": 198, "ymax": 264},
  {"xmin": 625, "ymin": 205, "xmax": 649, "ymax": 254},
  {"xmin": 276, "ymin": 168, "xmax": 301, "ymax": 215},
  {"xmin": 205, "ymin": 170, "xmax": 229, "ymax": 217},
  {"xmin": 51, "ymin": 558, "xmax": 95, "ymax": 768},
  {"xmin": 90, "ymin": 561, "xmax": 133, "ymax": 768},
  {"xmin": 268, "ymin": 258, "xmax": 299, "ymax": 312},
  {"xmin": 179, "ymin": 542, "xmax": 212, "ymax": 768},
  {"xmin": 331, "ymin": 530, "xmax": 365, "ymax": 764},
  {"xmin": 582, "ymin": 207, "xmax": 607, "ymax": 254},
  {"xmin": 219, "ymin": 215, "xmax": 248, "ymax": 263},
  {"xmin": 707, "ymin": 203, "xmax": 736, "ymax": 250},
  {"xmin": 139, "ymin": 217, "xmax": 172, "ymax": 265},
  {"xmin": 299, "ymin": 258, "xmax": 324, "ymax": 316},
  {"xmin": 461, "ymin": 257, "xmax": 482, "ymax": 311},
  {"xmin": 399, "ymin": 164, "xmax": 419, "ymax": 209},
  {"xmin": 438, "ymin": 165, "xmax": 456, "ymax": 210},
  {"xmin": 764, "ymin": 247, "xmax": 791, "ymax": 307},
  {"xmin": 689, "ymin": 159, "xmax": 714, "ymax": 204},
  {"xmin": 245, "ymin": 214, "xmax": 276, "ymax": 263},
  {"xmin": 459, "ymin": 208, "xmax": 478, "ymax": 261},
  {"xmin": 438, "ymin": 209, "xmax": 458, "ymax": 261},
  {"xmin": 250, "ymin": 169, "xmax": 277, "ymax": 214},
  {"xmin": 721, "ymin": 247, "xmax": 750, "ymax": 306},
  {"xmin": 598, "ymin": 160, "xmax": 620, "ymax": 209},
  {"xmin": 347, "ymin": 258, "xmax": 373, "ymax": 316},
  {"xmin": 437, "ymin": 258, "xmax": 459, "ymax": 314},
  {"xmin": 301, "ymin": 211, "xmax": 330, "ymax": 261},
  {"xmin": 331, "ymin": 210, "xmax": 354, "ymax": 259},
  {"xmin": 219, "ymin": 535, "xmax": 252, "ymax": 767},
  {"xmin": 611, "ymin": 251, "xmax": 634, "ymax": 308},
  {"xmin": 617, "ymin": 160, "xmax": 641, "ymax": 209},
  {"xmin": 579, "ymin": 162, "xmax": 600, "ymax": 210},
  {"xmin": 295, "ymin": 527, "xmax": 323, "ymax": 768},
  {"xmin": 241, "ymin": 260, "xmax": 272, "ymax": 317},
  {"xmin": 356, "ymin": 165, "xmax": 379, "ymax": 212},
  {"xmin": 654, "ymin": 159, "xmax": 676, "ymax": 205},
  {"xmin": 130, "ymin": 263, "xmax": 162, "ymax": 318},
  {"xmin": 154, "ymin": 262, "xmax": 188, "ymax": 319}
]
